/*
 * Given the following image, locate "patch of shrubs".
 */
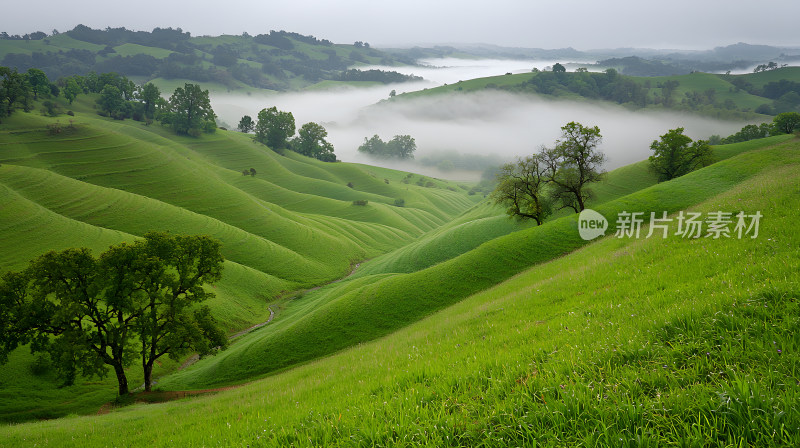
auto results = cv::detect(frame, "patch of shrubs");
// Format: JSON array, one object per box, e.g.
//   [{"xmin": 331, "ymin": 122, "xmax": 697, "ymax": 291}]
[{"xmin": 352, "ymin": 199, "xmax": 369, "ymax": 206}]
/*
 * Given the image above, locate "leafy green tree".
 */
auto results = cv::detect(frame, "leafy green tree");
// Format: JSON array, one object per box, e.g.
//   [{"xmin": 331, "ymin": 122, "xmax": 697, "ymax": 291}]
[
  {"xmin": 387, "ymin": 135, "xmax": 417, "ymax": 159},
  {"xmin": 1, "ymin": 67, "xmax": 31, "ymax": 119},
  {"xmin": 133, "ymin": 233, "xmax": 227, "ymax": 391},
  {"xmin": 238, "ymin": 115, "xmax": 254, "ymax": 133},
  {"xmin": 773, "ymin": 112, "xmax": 800, "ymax": 134},
  {"xmin": 25, "ymin": 68, "xmax": 49, "ymax": 100},
  {"xmin": 552, "ymin": 63, "xmax": 566, "ymax": 73},
  {"xmin": 491, "ymin": 154, "xmax": 553, "ymax": 225},
  {"xmin": 295, "ymin": 122, "xmax": 336, "ymax": 162},
  {"xmin": 660, "ymin": 80, "xmax": 680, "ymax": 107},
  {"xmin": 98, "ymin": 84, "xmax": 126, "ymax": 118},
  {"xmin": 0, "ymin": 233, "xmax": 227, "ymax": 396},
  {"xmin": 357, "ymin": 134, "xmax": 386, "ymax": 157},
  {"xmin": 138, "ymin": 82, "xmax": 160, "ymax": 119},
  {"xmin": 543, "ymin": 122, "xmax": 605, "ymax": 213},
  {"xmin": 63, "ymin": 77, "xmax": 82, "ymax": 104},
  {"xmin": 166, "ymin": 83, "xmax": 216, "ymax": 135},
  {"xmin": 648, "ymin": 127, "xmax": 713, "ymax": 182},
  {"xmin": 254, "ymin": 106, "xmax": 295, "ymax": 148}
]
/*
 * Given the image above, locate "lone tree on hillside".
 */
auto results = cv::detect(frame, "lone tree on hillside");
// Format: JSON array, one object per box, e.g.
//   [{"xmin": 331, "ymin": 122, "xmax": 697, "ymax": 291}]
[
  {"xmin": 164, "ymin": 83, "xmax": 216, "ymax": 136},
  {"xmin": 492, "ymin": 122, "xmax": 605, "ymax": 222},
  {"xmin": 254, "ymin": 106, "xmax": 295, "ymax": 149},
  {"xmin": 648, "ymin": 128, "xmax": 713, "ymax": 182},
  {"xmin": 543, "ymin": 121, "xmax": 606, "ymax": 213},
  {"xmin": 492, "ymin": 154, "xmax": 553, "ymax": 225},
  {"xmin": 295, "ymin": 122, "xmax": 336, "ymax": 162},
  {"xmin": 0, "ymin": 232, "xmax": 228, "ymax": 395}
]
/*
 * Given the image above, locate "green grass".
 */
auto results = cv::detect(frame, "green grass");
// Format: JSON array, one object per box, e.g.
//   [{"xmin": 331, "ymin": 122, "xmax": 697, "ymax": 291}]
[
  {"xmin": 0, "ymin": 106, "xmax": 478, "ymax": 421},
  {"xmin": 2, "ymin": 136, "xmax": 796, "ymax": 446},
  {"xmin": 155, "ymin": 135, "xmax": 799, "ymax": 390},
  {"xmin": 112, "ymin": 43, "xmax": 174, "ymax": 58}
]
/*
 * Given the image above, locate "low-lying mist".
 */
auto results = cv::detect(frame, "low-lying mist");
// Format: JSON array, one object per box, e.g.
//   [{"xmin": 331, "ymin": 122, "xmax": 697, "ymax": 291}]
[{"xmin": 211, "ymin": 60, "xmax": 754, "ymax": 180}]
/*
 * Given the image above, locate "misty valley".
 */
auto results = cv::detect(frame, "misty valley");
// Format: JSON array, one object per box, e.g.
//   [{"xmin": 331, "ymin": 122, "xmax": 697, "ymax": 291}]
[{"xmin": 1, "ymin": 22, "xmax": 800, "ymax": 448}]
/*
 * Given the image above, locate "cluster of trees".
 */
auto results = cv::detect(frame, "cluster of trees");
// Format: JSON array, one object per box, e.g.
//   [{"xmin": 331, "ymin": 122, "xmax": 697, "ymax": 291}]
[
  {"xmin": 514, "ymin": 68, "xmax": 658, "ymax": 108},
  {"xmin": 2, "ymin": 63, "xmax": 217, "ymax": 136},
  {"xmin": 1, "ymin": 26, "xmax": 399, "ymax": 91},
  {"xmin": 725, "ymin": 75, "xmax": 800, "ymax": 115},
  {"xmin": 337, "ymin": 69, "xmax": 422, "ymax": 84},
  {"xmin": 0, "ymin": 66, "xmax": 63, "ymax": 121},
  {"xmin": 511, "ymin": 66, "xmax": 798, "ymax": 117},
  {"xmin": 357, "ymin": 135, "xmax": 417, "ymax": 159},
  {"xmin": 0, "ymin": 233, "xmax": 228, "ymax": 395},
  {"xmin": 712, "ymin": 112, "xmax": 800, "ymax": 144},
  {"xmin": 492, "ymin": 122, "xmax": 605, "ymax": 224},
  {"xmin": 238, "ymin": 107, "xmax": 336, "ymax": 162}
]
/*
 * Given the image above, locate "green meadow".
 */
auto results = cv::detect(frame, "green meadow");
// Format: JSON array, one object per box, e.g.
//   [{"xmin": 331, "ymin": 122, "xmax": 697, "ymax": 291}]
[
  {"xmin": 0, "ymin": 77, "xmax": 799, "ymax": 445},
  {"xmin": 0, "ymin": 119, "xmax": 797, "ymax": 445}
]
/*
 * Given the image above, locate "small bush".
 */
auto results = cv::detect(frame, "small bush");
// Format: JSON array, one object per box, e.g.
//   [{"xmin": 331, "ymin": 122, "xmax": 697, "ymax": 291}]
[
  {"xmin": 394, "ymin": 198, "xmax": 405, "ymax": 207},
  {"xmin": 347, "ymin": 182, "xmax": 354, "ymax": 188},
  {"xmin": 352, "ymin": 200, "xmax": 369, "ymax": 206},
  {"xmin": 67, "ymin": 110, "xmax": 74, "ymax": 116},
  {"xmin": 425, "ymin": 181, "xmax": 436, "ymax": 188}
]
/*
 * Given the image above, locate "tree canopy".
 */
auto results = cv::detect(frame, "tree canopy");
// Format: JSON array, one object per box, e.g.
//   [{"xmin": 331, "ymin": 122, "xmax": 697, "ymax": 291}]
[
  {"xmin": 543, "ymin": 121, "xmax": 605, "ymax": 213},
  {"xmin": 492, "ymin": 122, "xmax": 606, "ymax": 222},
  {"xmin": 164, "ymin": 83, "xmax": 216, "ymax": 136},
  {"xmin": 491, "ymin": 154, "xmax": 553, "ymax": 225},
  {"xmin": 357, "ymin": 134, "xmax": 417, "ymax": 159},
  {"xmin": 0, "ymin": 233, "xmax": 228, "ymax": 395},
  {"xmin": 254, "ymin": 106, "xmax": 295, "ymax": 149},
  {"xmin": 295, "ymin": 122, "xmax": 336, "ymax": 162},
  {"xmin": 648, "ymin": 128, "xmax": 713, "ymax": 182}
]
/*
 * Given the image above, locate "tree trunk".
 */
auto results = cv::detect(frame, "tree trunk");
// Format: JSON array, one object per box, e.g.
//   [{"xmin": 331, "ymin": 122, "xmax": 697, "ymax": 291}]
[
  {"xmin": 144, "ymin": 361, "xmax": 154, "ymax": 392},
  {"xmin": 113, "ymin": 363, "xmax": 129, "ymax": 395}
]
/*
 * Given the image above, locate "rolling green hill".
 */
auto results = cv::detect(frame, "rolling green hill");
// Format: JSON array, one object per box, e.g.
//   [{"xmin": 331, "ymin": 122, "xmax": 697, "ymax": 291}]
[
  {"xmin": 0, "ymin": 26, "xmax": 413, "ymax": 92},
  {"xmin": 1, "ymin": 132, "xmax": 796, "ymax": 446},
  {"xmin": 0, "ymin": 102, "xmax": 479, "ymax": 420},
  {"xmin": 399, "ymin": 67, "xmax": 800, "ymax": 120}
]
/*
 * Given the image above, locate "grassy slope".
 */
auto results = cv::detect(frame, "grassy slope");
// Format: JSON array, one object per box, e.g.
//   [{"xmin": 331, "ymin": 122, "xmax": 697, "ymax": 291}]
[
  {"xmin": 3, "ymin": 136, "xmax": 797, "ymax": 446},
  {"xmin": 157, "ymin": 135, "xmax": 797, "ymax": 390},
  {"xmin": 0, "ymin": 104, "xmax": 478, "ymax": 421},
  {"xmin": 398, "ymin": 67, "xmax": 800, "ymax": 115}
]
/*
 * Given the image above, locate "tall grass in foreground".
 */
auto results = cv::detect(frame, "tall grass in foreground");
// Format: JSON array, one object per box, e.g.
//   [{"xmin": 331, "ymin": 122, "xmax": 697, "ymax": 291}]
[{"xmin": 2, "ymin": 141, "xmax": 797, "ymax": 446}]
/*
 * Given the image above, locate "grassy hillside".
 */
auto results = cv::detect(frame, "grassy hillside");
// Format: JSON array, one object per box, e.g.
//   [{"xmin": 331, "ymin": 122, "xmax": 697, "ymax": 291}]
[
  {"xmin": 2, "ymin": 135, "xmax": 796, "ymax": 446},
  {"xmin": 0, "ymin": 102, "xmax": 478, "ymax": 421},
  {"xmin": 399, "ymin": 67, "xmax": 800, "ymax": 120},
  {"xmin": 0, "ymin": 27, "xmax": 411, "ymax": 91},
  {"xmin": 155, "ymin": 134, "xmax": 797, "ymax": 390}
]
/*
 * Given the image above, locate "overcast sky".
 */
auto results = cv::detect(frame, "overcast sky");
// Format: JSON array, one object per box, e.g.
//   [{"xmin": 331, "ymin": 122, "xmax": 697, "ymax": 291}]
[{"xmin": 3, "ymin": 0, "xmax": 798, "ymax": 50}]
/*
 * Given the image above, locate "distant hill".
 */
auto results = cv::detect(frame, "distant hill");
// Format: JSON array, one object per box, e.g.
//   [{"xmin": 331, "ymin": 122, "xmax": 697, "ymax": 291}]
[
  {"xmin": 0, "ymin": 26, "xmax": 416, "ymax": 90},
  {"xmin": 398, "ymin": 67, "xmax": 800, "ymax": 119}
]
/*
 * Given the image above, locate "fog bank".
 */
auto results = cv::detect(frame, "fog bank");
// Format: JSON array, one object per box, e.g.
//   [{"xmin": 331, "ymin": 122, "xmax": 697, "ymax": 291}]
[{"xmin": 211, "ymin": 60, "xmax": 753, "ymax": 178}]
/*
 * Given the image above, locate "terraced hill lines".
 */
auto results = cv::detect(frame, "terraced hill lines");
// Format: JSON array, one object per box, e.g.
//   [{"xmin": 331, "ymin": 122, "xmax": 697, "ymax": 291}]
[{"xmin": 160, "ymin": 135, "xmax": 800, "ymax": 389}]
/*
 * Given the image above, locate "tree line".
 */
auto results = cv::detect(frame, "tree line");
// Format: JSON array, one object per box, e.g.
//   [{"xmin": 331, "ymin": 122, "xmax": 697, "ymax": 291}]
[
  {"xmin": 1, "ymin": 64, "xmax": 218, "ymax": 136},
  {"xmin": 0, "ymin": 233, "xmax": 228, "ymax": 395},
  {"xmin": 238, "ymin": 107, "xmax": 337, "ymax": 162},
  {"xmin": 0, "ymin": 26, "xmax": 404, "ymax": 90}
]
